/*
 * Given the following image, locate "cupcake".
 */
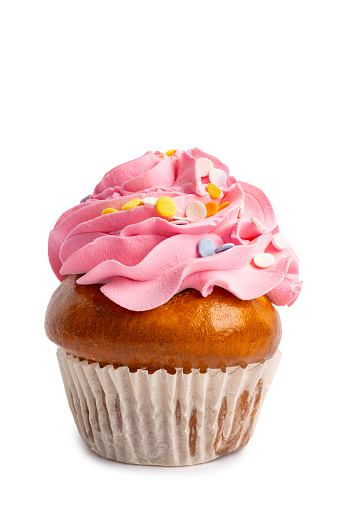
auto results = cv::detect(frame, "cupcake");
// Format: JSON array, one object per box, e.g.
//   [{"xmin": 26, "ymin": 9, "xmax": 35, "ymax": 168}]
[{"xmin": 45, "ymin": 148, "xmax": 302, "ymax": 466}]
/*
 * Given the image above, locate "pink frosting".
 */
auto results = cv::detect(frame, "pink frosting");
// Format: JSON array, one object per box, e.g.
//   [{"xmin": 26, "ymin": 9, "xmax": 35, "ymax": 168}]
[{"xmin": 48, "ymin": 149, "xmax": 302, "ymax": 311}]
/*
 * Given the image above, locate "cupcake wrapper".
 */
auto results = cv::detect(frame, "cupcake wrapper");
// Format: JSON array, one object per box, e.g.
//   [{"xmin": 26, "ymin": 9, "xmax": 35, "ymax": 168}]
[{"xmin": 57, "ymin": 348, "xmax": 281, "ymax": 466}]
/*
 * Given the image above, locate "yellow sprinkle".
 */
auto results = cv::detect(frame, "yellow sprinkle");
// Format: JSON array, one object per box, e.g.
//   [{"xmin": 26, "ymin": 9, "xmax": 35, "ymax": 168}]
[
  {"xmin": 121, "ymin": 198, "xmax": 142, "ymax": 211},
  {"xmin": 156, "ymin": 196, "xmax": 177, "ymax": 217},
  {"xmin": 207, "ymin": 183, "xmax": 222, "ymax": 199},
  {"xmin": 218, "ymin": 202, "xmax": 230, "ymax": 211},
  {"xmin": 205, "ymin": 201, "xmax": 218, "ymax": 217},
  {"xmin": 165, "ymin": 149, "xmax": 176, "ymax": 157},
  {"xmin": 102, "ymin": 208, "xmax": 118, "ymax": 215}
]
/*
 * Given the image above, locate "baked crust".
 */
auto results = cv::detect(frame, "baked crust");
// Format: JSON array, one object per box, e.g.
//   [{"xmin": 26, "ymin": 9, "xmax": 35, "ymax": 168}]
[{"xmin": 45, "ymin": 274, "xmax": 281, "ymax": 373}]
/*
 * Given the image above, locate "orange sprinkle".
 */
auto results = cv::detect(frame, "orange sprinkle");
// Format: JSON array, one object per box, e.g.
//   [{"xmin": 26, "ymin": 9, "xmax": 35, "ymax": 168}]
[
  {"xmin": 165, "ymin": 149, "xmax": 176, "ymax": 157},
  {"xmin": 121, "ymin": 198, "xmax": 142, "ymax": 211},
  {"xmin": 205, "ymin": 201, "xmax": 218, "ymax": 217},
  {"xmin": 207, "ymin": 183, "xmax": 222, "ymax": 199},
  {"xmin": 218, "ymin": 202, "xmax": 230, "ymax": 211},
  {"xmin": 102, "ymin": 208, "xmax": 118, "ymax": 215}
]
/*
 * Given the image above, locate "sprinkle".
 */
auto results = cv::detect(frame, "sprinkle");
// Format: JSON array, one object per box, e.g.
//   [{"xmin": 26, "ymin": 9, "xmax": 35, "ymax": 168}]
[
  {"xmin": 251, "ymin": 217, "xmax": 267, "ymax": 232},
  {"xmin": 218, "ymin": 202, "xmax": 230, "ymax": 211},
  {"xmin": 215, "ymin": 243, "xmax": 235, "ymax": 253},
  {"xmin": 238, "ymin": 201, "xmax": 244, "ymax": 218},
  {"xmin": 205, "ymin": 201, "xmax": 218, "ymax": 217},
  {"xmin": 253, "ymin": 253, "xmax": 275, "ymax": 268},
  {"xmin": 198, "ymin": 238, "xmax": 216, "ymax": 257},
  {"xmin": 121, "ymin": 198, "xmax": 142, "ymax": 210},
  {"xmin": 165, "ymin": 149, "xmax": 176, "ymax": 157},
  {"xmin": 171, "ymin": 219, "xmax": 190, "ymax": 225},
  {"xmin": 196, "ymin": 158, "xmax": 213, "ymax": 177},
  {"xmin": 172, "ymin": 216, "xmax": 194, "ymax": 223},
  {"xmin": 209, "ymin": 168, "xmax": 227, "ymax": 188},
  {"xmin": 102, "ymin": 208, "xmax": 118, "ymax": 215},
  {"xmin": 186, "ymin": 201, "xmax": 207, "ymax": 221},
  {"xmin": 156, "ymin": 196, "xmax": 177, "ymax": 217},
  {"xmin": 272, "ymin": 232, "xmax": 289, "ymax": 251},
  {"xmin": 207, "ymin": 183, "xmax": 222, "ymax": 199},
  {"xmin": 80, "ymin": 194, "xmax": 91, "ymax": 203},
  {"xmin": 141, "ymin": 197, "xmax": 158, "ymax": 206}
]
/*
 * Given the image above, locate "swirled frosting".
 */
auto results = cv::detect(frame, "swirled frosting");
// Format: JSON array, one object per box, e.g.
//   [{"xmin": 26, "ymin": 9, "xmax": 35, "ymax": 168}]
[{"xmin": 48, "ymin": 148, "xmax": 302, "ymax": 311}]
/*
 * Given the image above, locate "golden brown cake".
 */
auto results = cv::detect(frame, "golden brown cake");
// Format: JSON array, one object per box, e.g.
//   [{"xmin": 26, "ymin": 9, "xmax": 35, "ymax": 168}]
[{"xmin": 46, "ymin": 274, "xmax": 281, "ymax": 373}]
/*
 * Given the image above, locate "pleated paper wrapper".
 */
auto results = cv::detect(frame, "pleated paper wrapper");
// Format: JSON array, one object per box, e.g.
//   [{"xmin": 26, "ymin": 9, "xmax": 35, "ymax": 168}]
[{"xmin": 57, "ymin": 348, "xmax": 281, "ymax": 466}]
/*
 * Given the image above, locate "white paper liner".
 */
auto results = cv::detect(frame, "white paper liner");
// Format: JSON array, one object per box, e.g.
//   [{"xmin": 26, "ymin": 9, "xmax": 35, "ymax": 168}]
[{"xmin": 57, "ymin": 348, "xmax": 281, "ymax": 466}]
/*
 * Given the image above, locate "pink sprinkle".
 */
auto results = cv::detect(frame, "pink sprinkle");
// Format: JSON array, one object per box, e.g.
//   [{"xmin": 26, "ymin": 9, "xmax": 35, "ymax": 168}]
[
  {"xmin": 186, "ymin": 201, "xmax": 207, "ymax": 222},
  {"xmin": 196, "ymin": 158, "xmax": 213, "ymax": 177},
  {"xmin": 209, "ymin": 168, "xmax": 227, "ymax": 188}
]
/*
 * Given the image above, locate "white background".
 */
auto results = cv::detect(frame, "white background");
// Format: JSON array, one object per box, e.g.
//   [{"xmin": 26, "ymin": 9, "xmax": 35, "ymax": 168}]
[{"xmin": 1, "ymin": 1, "xmax": 338, "ymax": 508}]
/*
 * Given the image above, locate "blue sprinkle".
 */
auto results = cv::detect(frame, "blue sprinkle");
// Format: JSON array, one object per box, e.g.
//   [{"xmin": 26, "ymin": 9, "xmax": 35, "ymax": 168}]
[
  {"xmin": 215, "ymin": 243, "xmax": 235, "ymax": 254},
  {"xmin": 80, "ymin": 194, "xmax": 91, "ymax": 203},
  {"xmin": 198, "ymin": 238, "xmax": 216, "ymax": 257}
]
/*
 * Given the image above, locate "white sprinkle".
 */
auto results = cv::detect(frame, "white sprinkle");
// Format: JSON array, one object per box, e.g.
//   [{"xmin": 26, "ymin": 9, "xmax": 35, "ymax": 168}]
[
  {"xmin": 171, "ymin": 220, "xmax": 190, "ymax": 225},
  {"xmin": 172, "ymin": 216, "xmax": 194, "ymax": 223},
  {"xmin": 141, "ymin": 197, "xmax": 158, "ymax": 206},
  {"xmin": 209, "ymin": 167, "xmax": 227, "ymax": 188},
  {"xmin": 196, "ymin": 158, "xmax": 213, "ymax": 177},
  {"xmin": 251, "ymin": 217, "xmax": 267, "ymax": 232},
  {"xmin": 186, "ymin": 201, "xmax": 207, "ymax": 221},
  {"xmin": 272, "ymin": 232, "xmax": 289, "ymax": 251},
  {"xmin": 253, "ymin": 253, "xmax": 275, "ymax": 268}
]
